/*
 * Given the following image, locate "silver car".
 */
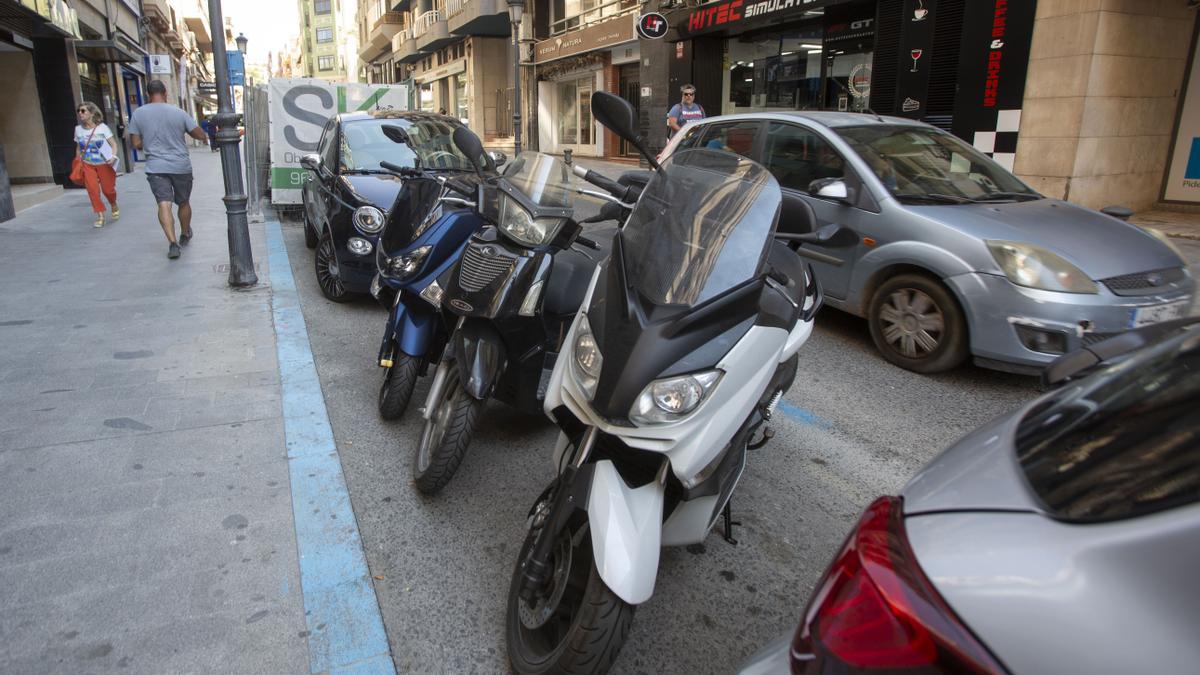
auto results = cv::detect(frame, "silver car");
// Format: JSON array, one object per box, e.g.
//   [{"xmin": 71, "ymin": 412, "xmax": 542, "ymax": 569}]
[
  {"xmin": 662, "ymin": 113, "xmax": 1194, "ymax": 374},
  {"xmin": 740, "ymin": 319, "xmax": 1200, "ymax": 674}
]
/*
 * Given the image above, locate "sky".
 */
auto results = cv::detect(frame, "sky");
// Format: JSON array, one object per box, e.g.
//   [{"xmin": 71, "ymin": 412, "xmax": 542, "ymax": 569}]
[{"xmin": 222, "ymin": 0, "xmax": 300, "ymax": 69}]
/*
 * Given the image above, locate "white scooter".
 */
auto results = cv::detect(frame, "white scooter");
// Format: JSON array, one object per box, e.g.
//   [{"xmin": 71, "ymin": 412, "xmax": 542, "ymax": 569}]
[{"xmin": 503, "ymin": 92, "xmax": 855, "ymax": 673}]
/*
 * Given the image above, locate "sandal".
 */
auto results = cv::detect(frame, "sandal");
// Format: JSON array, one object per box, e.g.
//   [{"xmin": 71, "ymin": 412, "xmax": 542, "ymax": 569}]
[
  {"xmin": 94, "ymin": 213, "xmax": 104, "ymax": 228},
  {"xmin": 111, "ymin": 206, "xmax": 120, "ymax": 221}
]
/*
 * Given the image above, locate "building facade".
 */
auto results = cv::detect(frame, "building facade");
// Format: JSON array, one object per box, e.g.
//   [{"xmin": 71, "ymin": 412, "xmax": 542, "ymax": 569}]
[{"xmin": 301, "ymin": 0, "xmax": 350, "ymax": 80}]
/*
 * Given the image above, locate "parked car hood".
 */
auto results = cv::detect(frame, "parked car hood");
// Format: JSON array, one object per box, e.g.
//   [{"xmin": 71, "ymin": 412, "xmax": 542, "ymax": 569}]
[
  {"xmin": 340, "ymin": 174, "xmax": 403, "ymax": 210},
  {"xmin": 916, "ymin": 198, "xmax": 1182, "ymax": 279},
  {"xmin": 901, "ymin": 402, "xmax": 1042, "ymax": 515}
]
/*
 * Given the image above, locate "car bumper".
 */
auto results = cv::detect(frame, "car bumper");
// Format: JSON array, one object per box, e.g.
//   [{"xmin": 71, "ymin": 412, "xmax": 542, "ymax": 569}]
[
  {"xmin": 333, "ymin": 230, "xmax": 380, "ymax": 294},
  {"xmin": 946, "ymin": 272, "xmax": 1195, "ymax": 369}
]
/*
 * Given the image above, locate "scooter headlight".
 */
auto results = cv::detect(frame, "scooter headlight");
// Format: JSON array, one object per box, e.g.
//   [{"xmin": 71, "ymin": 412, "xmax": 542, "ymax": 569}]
[
  {"xmin": 498, "ymin": 195, "xmax": 565, "ymax": 247},
  {"xmin": 353, "ymin": 205, "xmax": 386, "ymax": 234},
  {"xmin": 630, "ymin": 370, "xmax": 723, "ymax": 426},
  {"xmin": 571, "ymin": 313, "xmax": 602, "ymax": 399},
  {"xmin": 386, "ymin": 245, "xmax": 432, "ymax": 278}
]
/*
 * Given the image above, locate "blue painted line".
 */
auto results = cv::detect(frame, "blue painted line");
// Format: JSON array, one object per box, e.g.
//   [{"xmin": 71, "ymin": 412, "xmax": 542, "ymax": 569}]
[
  {"xmin": 266, "ymin": 219, "xmax": 395, "ymax": 675},
  {"xmin": 778, "ymin": 401, "xmax": 835, "ymax": 431}
]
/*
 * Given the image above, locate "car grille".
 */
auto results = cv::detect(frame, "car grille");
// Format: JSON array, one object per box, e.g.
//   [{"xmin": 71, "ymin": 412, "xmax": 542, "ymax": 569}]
[
  {"xmin": 1082, "ymin": 332, "xmax": 1118, "ymax": 346},
  {"xmin": 458, "ymin": 244, "xmax": 515, "ymax": 292},
  {"xmin": 1101, "ymin": 267, "xmax": 1186, "ymax": 296}
]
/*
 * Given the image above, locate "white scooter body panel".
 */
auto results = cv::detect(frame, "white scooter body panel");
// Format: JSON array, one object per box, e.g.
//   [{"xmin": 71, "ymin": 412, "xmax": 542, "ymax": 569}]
[{"xmin": 586, "ymin": 460, "xmax": 664, "ymax": 605}]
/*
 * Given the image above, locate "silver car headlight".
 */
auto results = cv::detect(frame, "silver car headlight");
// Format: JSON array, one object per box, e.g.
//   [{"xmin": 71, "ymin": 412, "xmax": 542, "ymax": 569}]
[
  {"xmin": 986, "ymin": 240, "xmax": 1098, "ymax": 294},
  {"xmin": 353, "ymin": 205, "xmax": 386, "ymax": 234},
  {"xmin": 630, "ymin": 370, "xmax": 723, "ymax": 426},
  {"xmin": 499, "ymin": 195, "xmax": 564, "ymax": 247},
  {"xmin": 386, "ymin": 245, "xmax": 432, "ymax": 278},
  {"xmin": 571, "ymin": 313, "xmax": 602, "ymax": 400},
  {"xmin": 1140, "ymin": 226, "xmax": 1186, "ymax": 261}
]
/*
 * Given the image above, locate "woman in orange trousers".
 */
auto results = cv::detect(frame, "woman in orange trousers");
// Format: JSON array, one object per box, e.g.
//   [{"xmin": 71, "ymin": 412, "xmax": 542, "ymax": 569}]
[{"xmin": 74, "ymin": 102, "xmax": 120, "ymax": 227}]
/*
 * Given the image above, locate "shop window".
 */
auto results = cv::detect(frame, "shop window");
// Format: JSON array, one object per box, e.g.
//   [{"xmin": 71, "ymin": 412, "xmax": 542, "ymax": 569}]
[
  {"xmin": 315, "ymin": 0, "xmax": 331, "ymax": 15},
  {"xmin": 317, "ymin": 27, "xmax": 333, "ymax": 43},
  {"xmin": 319, "ymin": 55, "xmax": 334, "ymax": 71},
  {"xmin": 727, "ymin": 29, "xmax": 824, "ymax": 112},
  {"xmin": 763, "ymin": 122, "xmax": 846, "ymax": 194},
  {"xmin": 556, "ymin": 76, "xmax": 594, "ymax": 146}
]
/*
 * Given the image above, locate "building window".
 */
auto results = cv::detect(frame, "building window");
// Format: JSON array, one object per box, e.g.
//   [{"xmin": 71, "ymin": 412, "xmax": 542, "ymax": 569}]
[
  {"xmin": 316, "ymin": 27, "xmax": 333, "ymax": 43},
  {"xmin": 319, "ymin": 55, "xmax": 334, "ymax": 70},
  {"xmin": 315, "ymin": 0, "xmax": 331, "ymax": 15}
]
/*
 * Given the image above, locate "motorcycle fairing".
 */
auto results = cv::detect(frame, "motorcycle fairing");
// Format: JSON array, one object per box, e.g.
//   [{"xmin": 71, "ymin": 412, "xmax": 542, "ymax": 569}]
[
  {"xmin": 452, "ymin": 318, "xmax": 507, "ymax": 399},
  {"xmin": 587, "ymin": 459, "xmax": 664, "ymax": 605}
]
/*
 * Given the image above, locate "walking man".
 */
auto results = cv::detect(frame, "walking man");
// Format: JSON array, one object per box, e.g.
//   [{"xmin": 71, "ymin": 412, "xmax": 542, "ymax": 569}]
[
  {"xmin": 666, "ymin": 84, "xmax": 705, "ymax": 138},
  {"xmin": 127, "ymin": 80, "xmax": 208, "ymax": 259}
]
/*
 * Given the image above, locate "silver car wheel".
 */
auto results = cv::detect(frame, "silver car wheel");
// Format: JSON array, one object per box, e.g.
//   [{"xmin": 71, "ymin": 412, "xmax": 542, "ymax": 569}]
[{"xmin": 879, "ymin": 289, "xmax": 945, "ymax": 358}]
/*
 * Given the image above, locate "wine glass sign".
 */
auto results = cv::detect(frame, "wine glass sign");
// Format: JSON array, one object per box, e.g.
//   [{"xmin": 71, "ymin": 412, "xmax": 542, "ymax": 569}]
[{"xmin": 910, "ymin": 49, "xmax": 924, "ymax": 72}]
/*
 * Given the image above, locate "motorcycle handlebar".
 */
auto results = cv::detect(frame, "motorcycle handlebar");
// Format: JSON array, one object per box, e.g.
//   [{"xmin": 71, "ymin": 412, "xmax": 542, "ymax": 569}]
[{"xmin": 572, "ymin": 164, "xmax": 632, "ymax": 201}]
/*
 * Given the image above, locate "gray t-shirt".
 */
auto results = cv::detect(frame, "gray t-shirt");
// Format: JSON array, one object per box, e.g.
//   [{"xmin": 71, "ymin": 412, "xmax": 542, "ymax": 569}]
[{"xmin": 127, "ymin": 102, "xmax": 199, "ymax": 174}]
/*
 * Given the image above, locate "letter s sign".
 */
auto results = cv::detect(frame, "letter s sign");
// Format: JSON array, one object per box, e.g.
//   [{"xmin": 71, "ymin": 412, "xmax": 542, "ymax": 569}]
[{"xmin": 282, "ymin": 86, "xmax": 334, "ymax": 152}]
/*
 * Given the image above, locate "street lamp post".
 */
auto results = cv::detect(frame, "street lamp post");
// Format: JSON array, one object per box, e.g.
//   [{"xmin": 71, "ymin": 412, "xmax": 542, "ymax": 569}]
[
  {"xmin": 506, "ymin": 0, "xmax": 523, "ymax": 155},
  {"xmin": 207, "ymin": 1, "xmax": 257, "ymax": 287}
]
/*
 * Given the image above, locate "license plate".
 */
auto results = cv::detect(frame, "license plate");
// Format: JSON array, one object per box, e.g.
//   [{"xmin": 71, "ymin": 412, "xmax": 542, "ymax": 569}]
[{"xmin": 1129, "ymin": 299, "xmax": 1188, "ymax": 328}]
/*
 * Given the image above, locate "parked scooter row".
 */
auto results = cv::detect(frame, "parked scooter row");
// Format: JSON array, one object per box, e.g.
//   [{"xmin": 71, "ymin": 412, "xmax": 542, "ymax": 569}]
[{"xmin": 330, "ymin": 93, "xmax": 852, "ymax": 673}]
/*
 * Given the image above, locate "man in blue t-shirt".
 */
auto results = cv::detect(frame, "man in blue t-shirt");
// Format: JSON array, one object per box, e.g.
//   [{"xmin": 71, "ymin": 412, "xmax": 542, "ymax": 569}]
[{"xmin": 666, "ymin": 84, "xmax": 705, "ymax": 138}]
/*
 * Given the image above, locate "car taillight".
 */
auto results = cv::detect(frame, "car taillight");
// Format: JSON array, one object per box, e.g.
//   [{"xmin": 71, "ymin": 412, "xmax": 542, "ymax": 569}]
[{"xmin": 791, "ymin": 497, "xmax": 1007, "ymax": 674}]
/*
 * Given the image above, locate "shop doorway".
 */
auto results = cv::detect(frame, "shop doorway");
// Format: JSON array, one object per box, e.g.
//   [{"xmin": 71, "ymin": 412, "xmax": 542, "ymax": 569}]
[
  {"xmin": 122, "ymin": 70, "xmax": 143, "ymax": 163},
  {"xmin": 556, "ymin": 74, "xmax": 594, "ymax": 155},
  {"xmin": 823, "ymin": 48, "xmax": 873, "ymax": 112},
  {"xmin": 618, "ymin": 63, "xmax": 640, "ymax": 157}
]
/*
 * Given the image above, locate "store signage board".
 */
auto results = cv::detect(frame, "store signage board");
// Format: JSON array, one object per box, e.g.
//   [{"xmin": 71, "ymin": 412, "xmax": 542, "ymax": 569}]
[
  {"xmin": 533, "ymin": 14, "xmax": 636, "ymax": 64},
  {"xmin": 1164, "ymin": 43, "xmax": 1200, "ymax": 203},
  {"xmin": 228, "ymin": 50, "xmax": 245, "ymax": 86},
  {"xmin": 415, "ymin": 59, "xmax": 466, "ymax": 85},
  {"xmin": 674, "ymin": 0, "xmax": 842, "ymax": 38},
  {"xmin": 268, "ymin": 79, "xmax": 408, "ymax": 204},
  {"xmin": 149, "ymin": 55, "xmax": 173, "ymax": 74},
  {"xmin": 637, "ymin": 13, "xmax": 669, "ymax": 39},
  {"xmin": 894, "ymin": 0, "xmax": 936, "ymax": 118}
]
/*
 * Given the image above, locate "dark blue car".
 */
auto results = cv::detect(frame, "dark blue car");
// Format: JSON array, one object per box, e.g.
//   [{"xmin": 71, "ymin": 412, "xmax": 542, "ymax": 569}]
[{"xmin": 300, "ymin": 110, "xmax": 494, "ymax": 301}]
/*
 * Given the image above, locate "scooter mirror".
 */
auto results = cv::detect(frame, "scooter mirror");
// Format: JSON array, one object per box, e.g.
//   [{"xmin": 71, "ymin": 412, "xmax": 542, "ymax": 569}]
[
  {"xmin": 452, "ymin": 126, "xmax": 486, "ymax": 174},
  {"xmin": 592, "ymin": 91, "xmax": 662, "ymax": 172},
  {"xmin": 381, "ymin": 124, "xmax": 411, "ymax": 145}
]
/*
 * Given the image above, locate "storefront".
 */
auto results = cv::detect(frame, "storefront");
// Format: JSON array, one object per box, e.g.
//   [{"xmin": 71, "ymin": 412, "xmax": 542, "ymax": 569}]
[
  {"xmin": 664, "ymin": 0, "xmax": 1038, "ymax": 169},
  {"xmin": 1163, "ymin": 19, "xmax": 1200, "ymax": 206},
  {"xmin": 415, "ymin": 57, "xmax": 468, "ymax": 119},
  {"xmin": 533, "ymin": 12, "xmax": 637, "ymax": 157}
]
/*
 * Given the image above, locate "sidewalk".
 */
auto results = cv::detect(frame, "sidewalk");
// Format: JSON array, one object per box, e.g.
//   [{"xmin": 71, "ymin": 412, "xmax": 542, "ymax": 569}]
[
  {"xmin": 1131, "ymin": 210, "xmax": 1200, "ymax": 241},
  {"xmin": 0, "ymin": 152, "xmax": 387, "ymax": 673}
]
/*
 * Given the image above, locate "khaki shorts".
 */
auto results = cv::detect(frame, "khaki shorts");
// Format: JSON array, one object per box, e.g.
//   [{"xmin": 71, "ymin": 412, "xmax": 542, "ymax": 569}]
[{"xmin": 146, "ymin": 172, "xmax": 193, "ymax": 205}]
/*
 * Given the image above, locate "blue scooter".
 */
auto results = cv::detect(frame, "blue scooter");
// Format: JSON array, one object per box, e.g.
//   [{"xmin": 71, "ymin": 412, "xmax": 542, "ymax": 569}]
[{"xmin": 371, "ymin": 126, "xmax": 492, "ymax": 420}]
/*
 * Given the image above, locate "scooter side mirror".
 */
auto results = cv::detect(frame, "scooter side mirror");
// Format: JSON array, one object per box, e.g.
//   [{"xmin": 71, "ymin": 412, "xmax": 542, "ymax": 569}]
[
  {"xmin": 381, "ymin": 124, "xmax": 412, "ymax": 145},
  {"xmin": 300, "ymin": 153, "xmax": 322, "ymax": 172},
  {"xmin": 452, "ymin": 126, "xmax": 486, "ymax": 174},
  {"xmin": 487, "ymin": 150, "xmax": 508, "ymax": 168},
  {"xmin": 592, "ymin": 91, "xmax": 662, "ymax": 173}
]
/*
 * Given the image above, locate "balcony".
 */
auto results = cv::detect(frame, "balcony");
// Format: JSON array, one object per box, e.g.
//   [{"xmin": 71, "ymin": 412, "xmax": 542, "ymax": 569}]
[
  {"xmin": 182, "ymin": 1, "xmax": 212, "ymax": 51},
  {"xmin": 394, "ymin": 27, "xmax": 426, "ymax": 64},
  {"xmin": 413, "ymin": 10, "xmax": 454, "ymax": 52},
  {"xmin": 549, "ymin": 0, "xmax": 638, "ymax": 36},
  {"xmin": 446, "ymin": 0, "xmax": 509, "ymax": 37},
  {"xmin": 143, "ymin": 0, "xmax": 171, "ymax": 31},
  {"xmin": 360, "ymin": 10, "xmax": 405, "ymax": 60}
]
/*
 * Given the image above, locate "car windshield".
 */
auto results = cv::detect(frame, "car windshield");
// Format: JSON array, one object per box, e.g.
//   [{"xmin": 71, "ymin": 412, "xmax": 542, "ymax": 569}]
[
  {"xmin": 621, "ymin": 149, "xmax": 780, "ymax": 308},
  {"xmin": 834, "ymin": 125, "xmax": 1040, "ymax": 203},
  {"xmin": 501, "ymin": 152, "xmax": 574, "ymax": 209},
  {"xmin": 340, "ymin": 117, "xmax": 481, "ymax": 173},
  {"xmin": 1015, "ymin": 326, "xmax": 1200, "ymax": 522}
]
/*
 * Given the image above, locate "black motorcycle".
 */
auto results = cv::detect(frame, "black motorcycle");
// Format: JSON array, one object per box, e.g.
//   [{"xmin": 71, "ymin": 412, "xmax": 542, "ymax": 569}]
[{"xmin": 410, "ymin": 138, "xmax": 641, "ymax": 494}]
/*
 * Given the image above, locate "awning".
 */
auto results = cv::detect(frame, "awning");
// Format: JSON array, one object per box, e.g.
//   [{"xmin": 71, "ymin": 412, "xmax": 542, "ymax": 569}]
[{"xmin": 73, "ymin": 39, "xmax": 139, "ymax": 63}]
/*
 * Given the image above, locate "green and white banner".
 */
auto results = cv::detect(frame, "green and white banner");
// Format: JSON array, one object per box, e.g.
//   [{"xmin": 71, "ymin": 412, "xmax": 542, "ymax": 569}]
[{"xmin": 268, "ymin": 79, "xmax": 409, "ymax": 204}]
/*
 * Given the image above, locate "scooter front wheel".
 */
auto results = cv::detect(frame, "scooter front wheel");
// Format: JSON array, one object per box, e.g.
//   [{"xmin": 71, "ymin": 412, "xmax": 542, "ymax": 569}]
[
  {"xmin": 506, "ymin": 496, "xmax": 634, "ymax": 675},
  {"xmin": 378, "ymin": 353, "xmax": 420, "ymax": 421},
  {"xmin": 412, "ymin": 363, "xmax": 482, "ymax": 494}
]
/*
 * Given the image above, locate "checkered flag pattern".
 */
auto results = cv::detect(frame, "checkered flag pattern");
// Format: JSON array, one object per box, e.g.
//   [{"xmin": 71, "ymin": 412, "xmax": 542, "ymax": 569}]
[{"xmin": 971, "ymin": 109, "xmax": 1022, "ymax": 172}]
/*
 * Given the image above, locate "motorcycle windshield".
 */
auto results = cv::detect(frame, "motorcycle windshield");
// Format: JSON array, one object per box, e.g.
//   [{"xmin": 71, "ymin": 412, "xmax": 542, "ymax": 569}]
[
  {"xmin": 621, "ymin": 149, "xmax": 780, "ymax": 308},
  {"xmin": 501, "ymin": 152, "xmax": 575, "ymax": 209}
]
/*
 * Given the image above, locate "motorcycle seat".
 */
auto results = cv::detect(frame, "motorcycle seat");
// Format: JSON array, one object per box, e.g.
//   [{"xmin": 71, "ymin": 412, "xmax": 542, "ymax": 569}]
[{"xmin": 543, "ymin": 247, "xmax": 599, "ymax": 316}]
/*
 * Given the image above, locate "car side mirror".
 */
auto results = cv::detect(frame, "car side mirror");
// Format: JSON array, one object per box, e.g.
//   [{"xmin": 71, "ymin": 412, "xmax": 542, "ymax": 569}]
[
  {"xmin": 809, "ymin": 178, "xmax": 851, "ymax": 202},
  {"xmin": 381, "ymin": 124, "xmax": 411, "ymax": 145},
  {"xmin": 487, "ymin": 150, "xmax": 507, "ymax": 168},
  {"xmin": 300, "ymin": 153, "xmax": 322, "ymax": 173}
]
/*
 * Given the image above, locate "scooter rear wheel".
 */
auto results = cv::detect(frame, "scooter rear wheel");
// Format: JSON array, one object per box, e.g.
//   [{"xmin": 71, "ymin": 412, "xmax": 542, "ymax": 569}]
[
  {"xmin": 378, "ymin": 353, "xmax": 420, "ymax": 421},
  {"xmin": 506, "ymin": 497, "xmax": 634, "ymax": 675},
  {"xmin": 412, "ymin": 364, "xmax": 482, "ymax": 494}
]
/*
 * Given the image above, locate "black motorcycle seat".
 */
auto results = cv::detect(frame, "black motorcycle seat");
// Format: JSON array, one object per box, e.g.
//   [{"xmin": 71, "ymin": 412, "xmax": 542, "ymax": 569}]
[
  {"xmin": 543, "ymin": 247, "xmax": 600, "ymax": 316},
  {"xmin": 766, "ymin": 240, "xmax": 806, "ymax": 307}
]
